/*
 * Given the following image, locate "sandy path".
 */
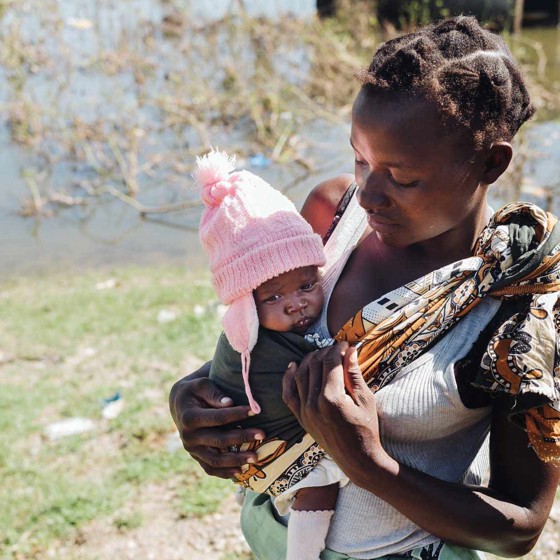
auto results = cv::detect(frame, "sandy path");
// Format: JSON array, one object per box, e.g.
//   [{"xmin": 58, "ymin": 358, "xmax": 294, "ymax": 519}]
[{"xmin": 50, "ymin": 484, "xmax": 251, "ymax": 560}]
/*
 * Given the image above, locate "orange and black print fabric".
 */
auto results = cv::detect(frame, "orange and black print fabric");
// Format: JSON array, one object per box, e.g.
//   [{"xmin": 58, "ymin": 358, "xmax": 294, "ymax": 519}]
[{"xmin": 239, "ymin": 202, "xmax": 560, "ymax": 496}]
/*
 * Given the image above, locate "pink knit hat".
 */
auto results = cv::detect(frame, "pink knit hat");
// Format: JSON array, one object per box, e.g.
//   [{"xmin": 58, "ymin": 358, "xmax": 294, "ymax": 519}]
[{"xmin": 195, "ymin": 150, "xmax": 326, "ymax": 413}]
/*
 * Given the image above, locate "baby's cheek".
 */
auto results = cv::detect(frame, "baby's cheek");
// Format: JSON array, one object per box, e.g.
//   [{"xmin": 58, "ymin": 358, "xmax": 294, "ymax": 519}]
[
  {"xmin": 257, "ymin": 306, "xmax": 282, "ymax": 331},
  {"xmin": 314, "ymin": 290, "xmax": 326, "ymax": 313},
  {"xmin": 257, "ymin": 306, "xmax": 269, "ymax": 325},
  {"xmin": 255, "ymin": 304, "xmax": 272, "ymax": 328}
]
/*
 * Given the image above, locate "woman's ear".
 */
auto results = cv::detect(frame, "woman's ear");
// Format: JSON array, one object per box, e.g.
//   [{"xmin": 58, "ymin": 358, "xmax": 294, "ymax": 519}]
[{"xmin": 482, "ymin": 142, "xmax": 513, "ymax": 185}]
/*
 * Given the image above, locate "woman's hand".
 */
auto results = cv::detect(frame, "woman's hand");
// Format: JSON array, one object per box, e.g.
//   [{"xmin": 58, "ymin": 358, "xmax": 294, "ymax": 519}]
[
  {"xmin": 169, "ymin": 366, "xmax": 264, "ymax": 479},
  {"xmin": 284, "ymin": 344, "xmax": 560, "ymax": 556},
  {"xmin": 282, "ymin": 342, "xmax": 390, "ymax": 483}
]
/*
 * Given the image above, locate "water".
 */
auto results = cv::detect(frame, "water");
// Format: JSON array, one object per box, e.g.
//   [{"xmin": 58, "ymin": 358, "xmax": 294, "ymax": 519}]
[{"xmin": 0, "ymin": 1, "xmax": 559, "ymax": 278}]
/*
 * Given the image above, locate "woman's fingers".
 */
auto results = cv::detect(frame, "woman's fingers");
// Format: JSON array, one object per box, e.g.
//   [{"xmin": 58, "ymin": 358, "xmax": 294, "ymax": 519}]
[
  {"xmin": 294, "ymin": 351, "xmax": 316, "ymax": 402},
  {"xmin": 283, "ymin": 344, "xmax": 365, "ymax": 424},
  {"xmin": 186, "ymin": 426, "xmax": 264, "ymax": 450},
  {"xmin": 188, "ymin": 376, "xmax": 235, "ymax": 408},
  {"xmin": 186, "ymin": 426, "xmax": 263, "ymax": 478},
  {"xmin": 320, "ymin": 342, "xmax": 348, "ymax": 399},
  {"xmin": 283, "ymin": 344, "xmax": 349, "ymax": 412},
  {"xmin": 171, "ymin": 376, "xmax": 252, "ymax": 434},
  {"xmin": 168, "ymin": 371, "xmax": 267, "ymax": 479},
  {"xmin": 169, "ymin": 376, "xmax": 232, "ymax": 423},
  {"xmin": 189, "ymin": 446, "xmax": 257, "ymax": 478},
  {"xmin": 343, "ymin": 345, "xmax": 367, "ymax": 403},
  {"xmin": 282, "ymin": 361, "xmax": 299, "ymax": 414},
  {"xmin": 179, "ymin": 404, "xmax": 255, "ymax": 432},
  {"xmin": 306, "ymin": 350, "xmax": 327, "ymax": 404}
]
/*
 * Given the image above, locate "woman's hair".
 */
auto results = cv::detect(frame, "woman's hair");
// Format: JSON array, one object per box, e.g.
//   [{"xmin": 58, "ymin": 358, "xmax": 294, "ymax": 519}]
[{"xmin": 357, "ymin": 16, "xmax": 534, "ymax": 148}]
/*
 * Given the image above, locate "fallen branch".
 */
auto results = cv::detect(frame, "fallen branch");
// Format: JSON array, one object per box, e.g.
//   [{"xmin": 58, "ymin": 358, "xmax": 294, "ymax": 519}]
[{"xmin": 102, "ymin": 184, "xmax": 201, "ymax": 215}]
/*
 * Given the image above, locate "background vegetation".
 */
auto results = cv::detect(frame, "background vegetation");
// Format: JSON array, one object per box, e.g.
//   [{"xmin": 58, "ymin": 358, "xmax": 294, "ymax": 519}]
[{"xmin": 1, "ymin": 1, "xmax": 559, "ymax": 558}]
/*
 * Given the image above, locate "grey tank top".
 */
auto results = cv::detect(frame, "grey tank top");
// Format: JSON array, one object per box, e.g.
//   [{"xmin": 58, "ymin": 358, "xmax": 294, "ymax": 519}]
[{"xmin": 310, "ymin": 189, "xmax": 498, "ymax": 557}]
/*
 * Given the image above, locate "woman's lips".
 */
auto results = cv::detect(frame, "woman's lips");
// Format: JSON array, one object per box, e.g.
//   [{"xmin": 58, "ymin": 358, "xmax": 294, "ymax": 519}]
[{"xmin": 366, "ymin": 212, "xmax": 398, "ymax": 231}]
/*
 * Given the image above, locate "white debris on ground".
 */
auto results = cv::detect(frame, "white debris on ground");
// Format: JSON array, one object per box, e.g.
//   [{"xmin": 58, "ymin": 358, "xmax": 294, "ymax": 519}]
[
  {"xmin": 44, "ymin": 418, "xmax": 95, "ymax": 440},
  {"xmin": 95, "ymin": 278, "xmax": 119, "ymax": 290},
  {"xmin": 157, "ymin": 309, "xmax": 178, "ymax": 323}
]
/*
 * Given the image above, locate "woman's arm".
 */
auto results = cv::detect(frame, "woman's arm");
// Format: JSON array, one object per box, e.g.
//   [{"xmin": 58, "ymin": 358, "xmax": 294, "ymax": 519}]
[
  {"xmin": 282, "ymin": 343, "xmax": 560, "ymax": 557},
  {"xmin": 169, "ymin": 361, "xmax": 264, "ymax": 478}
]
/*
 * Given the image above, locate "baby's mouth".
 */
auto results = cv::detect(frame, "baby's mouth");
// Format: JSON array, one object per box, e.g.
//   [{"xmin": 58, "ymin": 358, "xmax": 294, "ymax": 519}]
[{"xmin": 294, "ymin": 316, "xmax": 311, "ymax": 330}]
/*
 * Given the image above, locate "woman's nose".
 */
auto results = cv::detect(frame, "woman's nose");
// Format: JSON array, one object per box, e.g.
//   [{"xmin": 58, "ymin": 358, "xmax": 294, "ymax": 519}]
[{"xmin": 358, "ymin": 171, "xmax": 391, "ymax": 209}]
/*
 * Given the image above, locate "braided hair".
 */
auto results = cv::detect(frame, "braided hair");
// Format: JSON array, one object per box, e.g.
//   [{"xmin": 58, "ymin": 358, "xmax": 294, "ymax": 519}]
[{"xmin": 357, "ymin": 16, "xmax": 534, "ymax": 149}]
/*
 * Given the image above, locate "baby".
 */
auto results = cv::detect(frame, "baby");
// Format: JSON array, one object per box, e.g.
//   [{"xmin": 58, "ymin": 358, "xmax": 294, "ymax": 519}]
[{"xmin": 195, "ymin": 150, "xmax": 348, "ymax": 560}]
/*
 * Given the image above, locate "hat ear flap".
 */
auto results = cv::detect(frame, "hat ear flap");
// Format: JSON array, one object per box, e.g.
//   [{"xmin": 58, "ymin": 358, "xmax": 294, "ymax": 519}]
[{"xmin": 222, "ymin": 293, "xmax": 261, "ymax": 414}]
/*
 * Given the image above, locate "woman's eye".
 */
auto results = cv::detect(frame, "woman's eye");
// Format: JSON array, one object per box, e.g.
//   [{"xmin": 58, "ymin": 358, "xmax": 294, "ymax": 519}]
[
  {"xmin": 389, "ymin": 175, "xmax": 420, "ymax": 188},
  {"xmin": 354, "ymin": 158, "xmax": 368, "ymax": 167}
]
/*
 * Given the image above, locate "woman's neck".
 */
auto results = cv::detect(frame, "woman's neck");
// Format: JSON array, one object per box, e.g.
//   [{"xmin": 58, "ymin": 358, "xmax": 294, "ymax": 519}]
[
  {"xmin": 326, "ymin": 198, "xmax": 492, "ymax": 334},
  {"xmin": 388, "ymin": 201, "xmax": 492, "ymax": 270}
]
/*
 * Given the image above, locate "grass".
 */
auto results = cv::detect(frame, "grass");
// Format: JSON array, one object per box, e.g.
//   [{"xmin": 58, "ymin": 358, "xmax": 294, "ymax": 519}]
[
  {"xmin": 1, "ymin": 274, "xmax": 558, "ymax": 559},
  {"xmin": 0, "ymin": 265, "xmax": 237, "ymax": 559}
]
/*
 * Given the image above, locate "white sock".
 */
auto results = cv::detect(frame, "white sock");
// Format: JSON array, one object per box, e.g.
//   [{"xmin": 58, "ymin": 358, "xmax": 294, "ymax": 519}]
[{"xmin": 286, "ymin": 509, "xmax": 335, "ymax": 560}]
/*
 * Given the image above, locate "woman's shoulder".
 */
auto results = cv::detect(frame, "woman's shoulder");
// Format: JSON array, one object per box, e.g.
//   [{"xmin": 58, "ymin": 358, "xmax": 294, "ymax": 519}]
[{"xmin": 300, "ymin": 174, "xmax": 354, "ymax": 238}]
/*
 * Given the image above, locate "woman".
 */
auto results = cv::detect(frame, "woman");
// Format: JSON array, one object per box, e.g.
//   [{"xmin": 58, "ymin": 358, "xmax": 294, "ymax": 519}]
[{"xmin": 170, "ymin": 16, "xmax": 560, "ymax": 559}]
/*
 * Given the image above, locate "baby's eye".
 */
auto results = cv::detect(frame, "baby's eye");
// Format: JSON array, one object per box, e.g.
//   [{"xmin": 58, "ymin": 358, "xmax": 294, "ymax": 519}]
[
  {"xmin": 264, "ymin": 294, "xmax": 281, "ymax": 303},
  {"xmin": 301, "ymin": 283, "xmax": 316, "ymax": 291}
]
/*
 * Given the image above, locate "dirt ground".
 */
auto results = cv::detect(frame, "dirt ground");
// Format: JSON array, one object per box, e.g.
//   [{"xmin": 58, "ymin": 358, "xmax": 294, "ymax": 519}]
[
  {"xmin": 50, "ymin": 483, "xmax": 251, "ymax": 560},
  {"xmin": 48, "ymin": 483, "xmax": 559, "ymax": 560}
]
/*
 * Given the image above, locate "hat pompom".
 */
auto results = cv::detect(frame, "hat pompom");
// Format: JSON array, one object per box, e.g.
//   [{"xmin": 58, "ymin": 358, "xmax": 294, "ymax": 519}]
[{"xmin": 194, "ymin": 149, "xmax": 237, "ymax": 207}]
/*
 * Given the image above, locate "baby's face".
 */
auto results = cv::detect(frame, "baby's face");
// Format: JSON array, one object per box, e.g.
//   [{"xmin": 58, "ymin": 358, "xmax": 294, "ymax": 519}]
[{"xmin": 253, "ymin": 266, "xmax": 324, "ymax": 334}]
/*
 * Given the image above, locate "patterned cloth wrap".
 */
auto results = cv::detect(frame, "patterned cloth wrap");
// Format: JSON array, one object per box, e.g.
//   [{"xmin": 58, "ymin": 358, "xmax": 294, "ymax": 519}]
[{"xmin": 233, "ymin": 202, "xmax": 560, "ymax": 497}]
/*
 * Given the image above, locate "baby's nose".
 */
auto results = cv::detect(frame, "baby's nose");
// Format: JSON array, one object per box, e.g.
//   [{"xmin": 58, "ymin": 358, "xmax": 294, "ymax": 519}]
[{"xmin": 287, "ymin": 297, "xmax": 307, "ymax": 314}]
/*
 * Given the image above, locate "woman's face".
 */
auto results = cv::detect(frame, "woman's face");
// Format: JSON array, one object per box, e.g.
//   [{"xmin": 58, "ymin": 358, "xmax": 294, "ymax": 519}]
[{"xmin": 350, "ymin": 91, "xmax": 490, "ymax": 250}]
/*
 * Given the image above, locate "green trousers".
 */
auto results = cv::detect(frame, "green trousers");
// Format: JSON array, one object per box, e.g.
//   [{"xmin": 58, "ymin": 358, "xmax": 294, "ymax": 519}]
[{"xmin": 240, "ymin": 491, "xmax": 485, "ymax": 560}]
